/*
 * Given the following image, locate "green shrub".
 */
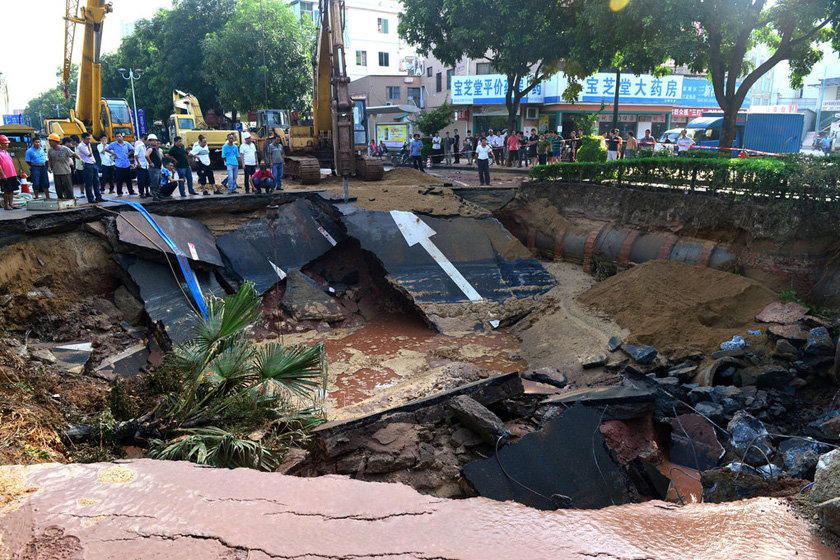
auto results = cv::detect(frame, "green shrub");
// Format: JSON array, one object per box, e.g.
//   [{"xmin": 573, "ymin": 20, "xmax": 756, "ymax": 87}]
[{"xmin": 576, "ymin": 136, "xmax": 607, "ymax": 163}]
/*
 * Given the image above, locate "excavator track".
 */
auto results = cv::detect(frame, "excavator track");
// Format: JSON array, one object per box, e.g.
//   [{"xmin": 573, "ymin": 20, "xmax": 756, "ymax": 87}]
[
  {"xmin": 355, "ymin": 155, "xmax": 384, "ymax": 181},
  {"xmin": 284, "ymin": 156, "xmax": 321, "ymax": 185}
]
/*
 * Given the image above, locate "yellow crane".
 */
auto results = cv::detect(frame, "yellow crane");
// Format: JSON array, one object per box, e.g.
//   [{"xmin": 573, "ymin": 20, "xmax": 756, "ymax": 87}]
[{"xmin": 44, "ymin": 0, "xmax": 135, "ymax": 141}]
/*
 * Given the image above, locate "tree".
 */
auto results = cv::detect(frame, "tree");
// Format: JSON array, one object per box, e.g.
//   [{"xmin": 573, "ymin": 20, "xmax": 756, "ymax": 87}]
[
  {"xmin": 100, "ymin": 0, "xmax": 238, "ymax": 124},
  {"xmin": 23, "ymin": 65, "xmax": 79, "ymax": 132},
  {"xmin": 575, "ymin": 0, "xmax": 840, "ymax": 150},
  {"xmin": 399, "ymin": 0, "xmax": 571, "ymax": 137},
  {"xmin": 412, "ymin": 99, "xmax": 455, "ymax": 136},
  {"xmin": 202, "ymin": 0, "xmax": 314, "ymax": 115},
  {"xmin": 142, "ymin": 283, "xmax": 328, "ymax": 471}
]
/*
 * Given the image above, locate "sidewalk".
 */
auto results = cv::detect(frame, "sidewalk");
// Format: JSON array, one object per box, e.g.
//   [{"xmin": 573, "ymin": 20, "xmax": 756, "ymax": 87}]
[{"xmin": 423, "ymin": 161, "xmax": 531, "ymax": 175}]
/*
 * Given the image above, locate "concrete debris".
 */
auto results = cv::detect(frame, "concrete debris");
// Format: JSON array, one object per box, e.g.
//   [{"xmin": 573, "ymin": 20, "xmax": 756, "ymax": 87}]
[
  {"xmin": 543, "ymin": 385, "xmax": 656, "ymax": 421},
  {"xmin": 580, "ymin": 354, "xmax": 608, "ymax": 369},
  {"xmin": 448, "ymin": 395, "xmax": 510, "ymax": 446},
  {"xmin": 755, "ymin": 301, "xmax": 809, "ymax": 324},
  {"xmin": 113, "ymin": 285, "xmax": 145, "ymax": 325},
  {"xmin": 281, "ymin": 269, "xmax": 346, "ymax": 323},
  {"xmin": 121, "ymin": 257, "xmax": 225, "ymax": 344},
  {"xmin": 115, "ymin": 211, "xmax": 223, "ymax": 269},
  {"xmin": 668, "ymin": 363, "xmax": 698, "ymax": 382},
  {"xmin": 35, "ymin": 341, "xmax": 94, "ymax": 374},
  {"xmin": 216, "ymin": 198, "xmax": 347, "ymax": 294},
  {"xmin": 62, "ymin": 424, "xmax": 92, "ymax": 443},
  {"xmin": 92, "ymin": 298, "xmax": 123, "ymax": 318},
  {"xmin": 817, "ymin": 497, "xmax": 840, "ymax": 537},
  {"xmin": 622, "ymin": 344, "xmax": 658, "ymax": 365},
  {"xmin": 670, "ymin": 413, "xmax": 725, "ymax": 471},
  {"xmin": 720, "ymin": 335, "xmax": 746, "ymax": 351},
  {"xmin": 779, "ymin": 437, "xmax": 827, "ymax": 480},
  {"xmin": 462, "ymin": 405, "xmax": 632, "ymax": 510},
  {"xmin": 701, "ymin": 467, "xmax": 766, "ymax": 503},
  {"xmin": 804, "ymin": 327, "xmax": 835, "ymax": 356},
  {"xmin": 812, "ymin": 449, "xmax": 840, "ymax": 503},
  {"xmin": 520, "ymin": 367, "xmax": 567, "ymax": 388},
  {"xmin": 607, "ymin": 336, "xmax": 622, "ymax": 352},
  {"xmin": 727, "ymin": 411, "xmax": 774, "ymax": 466},
  {"xmin": 768, "ymin": 324, "xmax": 810, "ymax": 345},
  {"xmin": 28, "ymin": 347, "xmax": 57, "ymax": 364},
  {"xmin": 95, "ymin": 343, "xmax": 150, "ymax": 379}
]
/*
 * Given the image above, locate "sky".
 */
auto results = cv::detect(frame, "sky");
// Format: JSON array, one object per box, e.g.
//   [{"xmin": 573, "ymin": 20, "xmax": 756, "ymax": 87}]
[{"xmin": 1, "ymin": 0, "xmax": 174, "ymax": 111}]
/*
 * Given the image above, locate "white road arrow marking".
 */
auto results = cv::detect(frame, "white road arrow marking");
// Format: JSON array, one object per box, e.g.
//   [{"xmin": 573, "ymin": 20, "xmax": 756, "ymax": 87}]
[
  {"xmin": 391, "ymin": 210, "xmax": 483, "ymax": 302},
  {"xmin": 268, "ymin": 259, "xmax": 287, "ymax": 280}
]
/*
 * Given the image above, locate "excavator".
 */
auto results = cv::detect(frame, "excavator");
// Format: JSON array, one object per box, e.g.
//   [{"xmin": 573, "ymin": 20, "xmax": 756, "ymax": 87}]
[
  {"xmin": 169, "ymin": 90, "xmax": 240, "ymax": 168},
  {"xmin": 258, "ymin": 0, "xmax": 383, "ymax": 186},
  {"xmin": 44, "ymin": 0, "xmax": 135, "ymax": 142}
]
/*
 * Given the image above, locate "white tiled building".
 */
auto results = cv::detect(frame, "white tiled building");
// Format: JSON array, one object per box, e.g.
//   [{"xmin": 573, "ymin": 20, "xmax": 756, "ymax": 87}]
[{"xmin": 287, "ymin": 0, "xmax": 418, "ymax": 82}]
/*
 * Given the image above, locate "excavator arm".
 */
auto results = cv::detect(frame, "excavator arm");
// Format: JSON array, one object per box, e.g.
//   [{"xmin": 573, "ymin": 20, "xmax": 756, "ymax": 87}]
[{"xmin": 313, "ymin": 0, "xmax": 355, "ymax": 178}]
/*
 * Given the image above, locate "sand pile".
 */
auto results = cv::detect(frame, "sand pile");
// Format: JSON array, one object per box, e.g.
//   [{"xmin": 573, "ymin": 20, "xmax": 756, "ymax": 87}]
[{"xmin": 578, "ymin": 261, "xmax": 777, "ymax": 356}]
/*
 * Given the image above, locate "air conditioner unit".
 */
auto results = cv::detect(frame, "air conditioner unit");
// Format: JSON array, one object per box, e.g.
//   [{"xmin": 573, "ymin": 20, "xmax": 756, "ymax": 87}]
[
  {"xmin": 525, "ymin": 107, "xmax": 539, "ymax": 120},
  {"xmin": 386, "ymin": 102, "xmax": 393, "ymax": 106}
]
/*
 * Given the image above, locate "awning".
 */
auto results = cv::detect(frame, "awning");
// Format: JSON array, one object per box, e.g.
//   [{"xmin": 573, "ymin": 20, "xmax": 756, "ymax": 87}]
[{"xmin": 366, "ymin": 105, "xmax": 422, "ymax": 116}]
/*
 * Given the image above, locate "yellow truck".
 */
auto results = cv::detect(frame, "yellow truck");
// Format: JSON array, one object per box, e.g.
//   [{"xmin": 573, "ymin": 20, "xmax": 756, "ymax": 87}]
[
  {"xmin": 0, "ymin": 123, "xmax": 35, "ymax": 176},
  {"xmin": 44, "ymin": 0, "xmax": 135, "ymax": 142},
  {"xmin": 168, "ymin": 90, "xmax": 240, "ymax": 168}
]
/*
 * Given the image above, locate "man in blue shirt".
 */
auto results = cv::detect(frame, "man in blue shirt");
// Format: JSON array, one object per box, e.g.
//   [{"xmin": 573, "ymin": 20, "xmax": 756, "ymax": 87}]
[
  {"xmin": 221, "ymin": 133, "xmax": 240, "ymax": 194},
  {"xmin": 410, "ymin": 133, "xmax": 425, "ymax": 173},
  {"xmin": 25, "ymin": 137, "xmax": 50, "ymax": 199},
  {"xmin": 104, "ymin": 133, "xmax": 135, "ymax": 196}
]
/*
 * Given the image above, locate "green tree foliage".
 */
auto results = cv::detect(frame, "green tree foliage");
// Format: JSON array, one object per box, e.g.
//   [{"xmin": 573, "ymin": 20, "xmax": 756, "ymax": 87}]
[
  {"xmin": 142, "ymin": 282, "xmax": 328, "ymax": 471},
  {"xmin": 23, "ymin": 65, "xmax": 79, "ymax": 132},
  {"xmin": 399, "ymin": 0, "xmax": 571, "ymax": 136},
  {"xmin": 99, "ymin": 0, "xmax": 238, "ymax": 123},
  {"xmin": 573, "ymin": 0, "xmax": 840, "ymax": 149},
  {"xmin": 202, "ymin": 0, "xmax": 314, "ymax": 115},
  {"xmin": 412, "ymin": 99, "xmax": 455, "ymax": 136}
]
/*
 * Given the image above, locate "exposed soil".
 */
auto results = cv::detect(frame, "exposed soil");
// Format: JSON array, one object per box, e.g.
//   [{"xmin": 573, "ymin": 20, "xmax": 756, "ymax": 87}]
[
  {"xmin": 0, "ymin": 232, "xmax": 118, "ymax": 335},
  {"xmin": 299, "ymin": 168, "xmax": 490, "ymax": 217},
  {"xmin": 578, "ymin": 260, "xmax": 778, "ymax": 357},
  {"xmin": 512, "ymin": 262, "xmax": 629, "ymax": 386}
]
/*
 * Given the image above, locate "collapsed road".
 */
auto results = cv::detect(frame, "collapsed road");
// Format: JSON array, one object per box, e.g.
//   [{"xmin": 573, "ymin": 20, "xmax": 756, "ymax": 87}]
[{"xmin": 2, "ymin": 167, "xmax": 840, "ymax": 557}]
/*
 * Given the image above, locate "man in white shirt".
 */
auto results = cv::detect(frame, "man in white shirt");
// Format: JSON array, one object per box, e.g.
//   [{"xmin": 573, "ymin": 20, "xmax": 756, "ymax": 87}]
[
  {"xmin": 676, "ymin": 129, "xmax": 696, "ymax": 156},
  {"xmin": 134, "ymin": 134, "xmax": 150, "ymax": 197},
  {"xmin": 190, "ymin": 135, "xmax": 221, "ymax": 195},
  {"xmin": 475, "ymin": 136, "xmax": 493, "ymax": 186},
  {"xmin": 239, "ymin": 132, "xmax": 258, "ymax": 193},
  {"xmin": 98, "ymin": 134, "xmax": 115, "ymax": 194}
]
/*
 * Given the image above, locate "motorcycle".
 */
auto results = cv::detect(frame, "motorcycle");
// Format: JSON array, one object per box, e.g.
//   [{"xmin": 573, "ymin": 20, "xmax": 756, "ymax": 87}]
[{"xmin": 390, "ymin": 144, "xmax": 411, "ymax": 167}]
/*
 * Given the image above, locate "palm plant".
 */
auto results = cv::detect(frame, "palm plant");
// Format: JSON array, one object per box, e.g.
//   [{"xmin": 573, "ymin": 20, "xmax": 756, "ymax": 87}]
[{"xmin": 145, "ymin": 282, "xmax": 328, "ymax": 471}]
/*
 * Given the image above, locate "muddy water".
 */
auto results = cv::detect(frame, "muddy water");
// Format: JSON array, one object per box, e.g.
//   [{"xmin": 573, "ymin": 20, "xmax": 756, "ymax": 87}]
[{"xmin": 283, "ymin": 313, "xmax": 524, "ymax": 410}]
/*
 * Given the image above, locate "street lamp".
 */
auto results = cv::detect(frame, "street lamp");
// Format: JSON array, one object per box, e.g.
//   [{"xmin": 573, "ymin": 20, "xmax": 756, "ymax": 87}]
[{"xmin": 118, "ymin": 68, "xmax": 144, "ymax": 136}]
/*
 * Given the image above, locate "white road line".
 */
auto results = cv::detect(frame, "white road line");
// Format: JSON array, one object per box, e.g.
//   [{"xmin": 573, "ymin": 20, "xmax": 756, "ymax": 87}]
[
  {"xmin": 390, "ymin": 210, "xmax": 482, "ymax": 301},
  {"xmin": 268, "ymin": 259, "xmax": 287, "ymax": 280}
]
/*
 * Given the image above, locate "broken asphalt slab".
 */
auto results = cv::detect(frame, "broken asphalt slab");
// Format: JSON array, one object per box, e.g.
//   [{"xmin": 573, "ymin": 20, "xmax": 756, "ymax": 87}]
[
  {"xmin": 119, "ymin": 256, "xmax": 225, "ymax": 344},
  {"xmin": 216, "ymin": 198, "xmax": 347, "ymax": 294},
  {"xmin": 2, "ymin": 460, "xmax": 836, "ymax": 560},
  {"xmin": 114, "ymin": 211, "xmax": 223, "ymax": 269},
  {"xmin": 342, "ymin": 209, "xmax": 555, "ymax": 304},
  {"xmin": 541, "ymin": 385, "xmax": 656, "ymax": 420},
  {"xmin": 462, "ymin": 405, "xmax": 632, "ymax": 510},
  {"xmin": 30, "ymin": 341, "xmax": 93, "ymax": 374}
]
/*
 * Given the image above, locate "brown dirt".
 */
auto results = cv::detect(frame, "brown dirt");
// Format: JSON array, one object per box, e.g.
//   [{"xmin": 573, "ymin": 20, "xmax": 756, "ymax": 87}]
[
  {"xmin": 578, "ymin": 260, "xmax": 778, "ymax": 356},
  {"xmin": 0, "ymin": 232, "xmax": 118, "ymax": 333},
  {"xmin": 295, "ymin": 168, "xmax": 490, "ymax": 217},
  {"xmin": 0, "ymin": 467, "xmax": 38, "ymax": 515},
  {"xmin": 511, "ymin": 262, "xmax": 629, "ymax": 387}
]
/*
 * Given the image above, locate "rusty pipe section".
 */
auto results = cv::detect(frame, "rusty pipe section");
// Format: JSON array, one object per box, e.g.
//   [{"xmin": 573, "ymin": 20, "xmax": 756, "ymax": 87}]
[{"xmin": 497, "ymin": 212, "xmax": 736, "ymax": 275}]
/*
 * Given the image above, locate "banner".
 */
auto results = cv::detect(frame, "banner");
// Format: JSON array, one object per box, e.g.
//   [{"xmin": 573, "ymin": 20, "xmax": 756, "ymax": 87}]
[
  {"xmin": 451, "ymin": 74, "xmax": 544, "ymax": 105},
  {"xmin": 580, "ymin": 73, "xmax": 683, "ymax": 105},
  {"xmin": 376, "ymin": 123, "xmax": 409, "ymax": 148}
]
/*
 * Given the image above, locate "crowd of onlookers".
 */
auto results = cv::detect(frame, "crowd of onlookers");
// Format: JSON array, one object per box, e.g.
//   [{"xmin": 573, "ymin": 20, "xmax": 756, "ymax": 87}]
[{"xmin": 12, "ymin": 131, "xmax": 290, "ymax": 208}]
